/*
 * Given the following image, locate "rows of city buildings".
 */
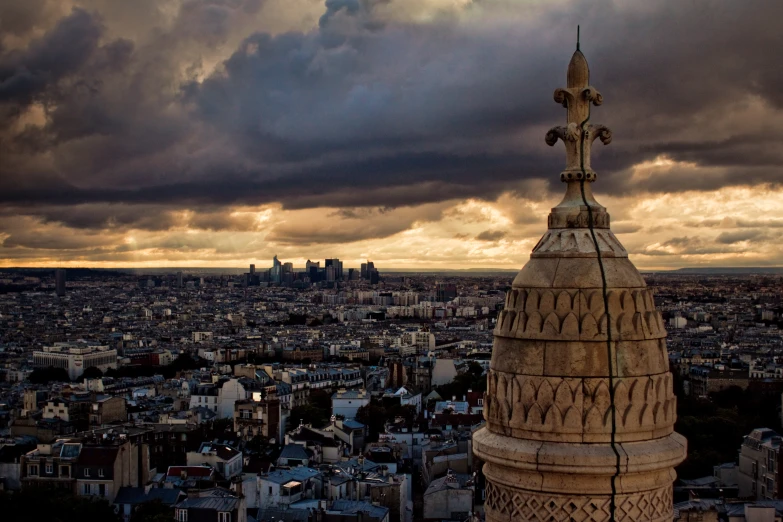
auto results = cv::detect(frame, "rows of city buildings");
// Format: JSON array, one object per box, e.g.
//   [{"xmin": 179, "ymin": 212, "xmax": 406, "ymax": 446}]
[{"xmin": 2, "ymin": 267, "xmax": 783, "ymax": 520}]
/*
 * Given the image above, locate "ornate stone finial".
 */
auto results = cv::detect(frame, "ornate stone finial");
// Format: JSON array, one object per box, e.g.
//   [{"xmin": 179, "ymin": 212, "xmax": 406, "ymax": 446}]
[
  {"xmin": 543, "ymin": 36, "xmax": 614, "ymax": 231},
  {"xmin": 545, "ymin": 37, "xmax": 612, "ymax": 184}
]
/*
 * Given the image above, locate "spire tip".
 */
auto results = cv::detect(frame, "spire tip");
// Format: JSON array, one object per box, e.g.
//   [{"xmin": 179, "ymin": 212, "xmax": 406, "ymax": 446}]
[{"xmin": 577, "ymin": 25, "xmax": 580, "ymax": 52}]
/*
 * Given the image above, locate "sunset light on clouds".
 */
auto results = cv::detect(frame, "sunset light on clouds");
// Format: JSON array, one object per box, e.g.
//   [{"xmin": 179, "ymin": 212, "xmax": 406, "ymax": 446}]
[{"xmin": 1, "ymin": 0, "xmax": 782, "ymax": 270}]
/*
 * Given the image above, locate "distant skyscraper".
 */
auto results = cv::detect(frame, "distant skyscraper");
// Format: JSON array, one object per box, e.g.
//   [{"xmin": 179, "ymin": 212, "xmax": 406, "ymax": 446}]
[
  {"xmin": 326, "ymin": 259, "xmax": 343, "ymax": 281},
  {"xmin": 283, "ymin": 262, "xmax": 293, "ymax": 273},
  {"xmin": 271, "ymin": 255, "xmax": 282, "ymax": 283},
  {"xmin": 249, "ymin": 264, "xmax": 255, "ymax": 275},
  {"xmin": 176, "ymin": 271, "xmax": 183, "ymax": 288},
  {"xmin": 361, "ymin": 263, "xmax": 368, "ymax": 279},
  {"xmin": 55, "ymin": 269, "xmax": 66, "ymax": 297}
]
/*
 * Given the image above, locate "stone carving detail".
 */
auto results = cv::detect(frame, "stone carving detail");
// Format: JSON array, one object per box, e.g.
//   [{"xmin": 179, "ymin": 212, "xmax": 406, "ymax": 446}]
[
  {"xmin": 548, "ymin": 85, "xmax": 612, "ymax": 183},
  {"xmin": 545, "ymin": 122, "xmax": 612, "ymax": 148},
  {"xmin": 495, "ymin": 288, "xmax": 665, "ymax": 341},
  {"xmin": 553, "ymin": 86, "xmax": 605, "ymax": 109},
  {"xmin": 533, "ymin": 228, "xmax": 624, "ymax": 255},
  {"xmin": 547, "ymin": 211, "xmax": 611, "ymax": 230},
  {"xmin": 484, "ymin": 481, "xmax": 674, "ymax": 522},
  {"xmin": 484, "ymin": 370, "xmax": 676, "ymax": 435}
]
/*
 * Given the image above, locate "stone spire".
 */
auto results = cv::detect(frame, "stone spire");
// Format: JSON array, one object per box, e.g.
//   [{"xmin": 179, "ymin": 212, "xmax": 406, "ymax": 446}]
[{"xmin": 472, "ymin": 39, "xmax": 686, "ymax": 522}]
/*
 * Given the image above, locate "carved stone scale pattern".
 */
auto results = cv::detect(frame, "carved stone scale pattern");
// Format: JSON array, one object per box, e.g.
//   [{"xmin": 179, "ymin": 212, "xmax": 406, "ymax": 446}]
[
  {"xmin": 484, "ymin": 371, "xmax": 676, "ymax": 442},
  {"xmin": 494, "ymin": 287, "xmax": 666, "ymax": 342},
  {"xmin": 484, "ymin": 482, "xmax": 674, "ymax": 522},
  {"xmin": 533, "ymin": 228, "xmax": 627, "ymax": 257}
]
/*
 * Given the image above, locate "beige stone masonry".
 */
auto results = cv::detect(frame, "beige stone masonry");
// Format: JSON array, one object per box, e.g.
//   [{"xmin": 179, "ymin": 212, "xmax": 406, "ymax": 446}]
[{"xmin": 472, "ymin": 43, "xmax": 686, "ymax": 522}]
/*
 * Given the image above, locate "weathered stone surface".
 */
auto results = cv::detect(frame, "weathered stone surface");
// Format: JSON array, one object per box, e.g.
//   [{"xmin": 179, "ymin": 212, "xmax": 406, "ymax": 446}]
[{"xmin": 473, "ymin": 44, "xmax": 685, "ymax": 522}]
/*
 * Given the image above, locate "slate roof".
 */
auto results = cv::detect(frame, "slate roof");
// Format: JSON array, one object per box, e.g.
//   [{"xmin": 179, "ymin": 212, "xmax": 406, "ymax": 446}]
[
  {"xmin": 289, "ymin": 427, "xmax": 339, "ymax": 447},
  {"xmin": 114, "ymin": 487, "xmax": 184, "ymax": 506},
  {"xmin": 260, "ymin": 467, "xmax": 320, "ymax": 485},
  {"xmin": 257, "ymin": 507, "xmax": 310, "ymax": 522},
  {"xmin": 78, "ymin": 446, "xmax": 118, "ymax": 466},
  {"xmin": 197, "ymin": 442, "xmax": 241, "ymax": 461},
  {"xmin": 329, "ymin": 499, "xmax": 389, "ymax": 519},
  {"xmin": 176, "ymin": 495, "xmax": 241, "ymax": 512},
  {"xmin": 278, "ymin": 444, "xmax": 311, "ymax": 461},
  {"xmin": 166, "ymin": 465, "xmax": 214, "ymax": 478}
]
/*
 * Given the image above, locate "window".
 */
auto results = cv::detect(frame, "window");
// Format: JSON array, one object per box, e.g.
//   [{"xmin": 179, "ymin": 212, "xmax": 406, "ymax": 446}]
[
  {"xmin": 84, "ymin": 468, "xmax": 90, "ymax": 478},
  {"xmin": 269, "ymin": 486, "xmax": 273, "ymax": 495},
  {"xmin": 83, "ymin": 484, "xmax": 90, "ymax": 495},
  {"xmin": 175, "ymin": 509, "xmax": 188, "ymax": 522},
  {"xmin": 477, "ymin": 398, "xmax": 484, "ymax": 406},
  {"xmin": 218, "ymin": 513, "xmax": 231, "ymax": 522},
  {"xmin": 45, "ymin": 464, "xmax": 53, "ymax": 474},
  {"xmin": 28, "ymin": 465, "xmax": 38, "ymax": 476},
  {"xmin": 61, "ymin": 466, "xmax": 69, "ymax": 477},
  {"xmin": 99, "ymin": 484, "xmax": 106, "ymax": 497},
  {"xmin": 98, "ymin": 468, "xmax": 104, "ymax": 478}
]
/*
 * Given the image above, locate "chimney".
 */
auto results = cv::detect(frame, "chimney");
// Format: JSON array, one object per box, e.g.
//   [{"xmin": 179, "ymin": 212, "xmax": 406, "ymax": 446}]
[{"xmin": 234, "ymin": 477, "xmax": 243, "ymax": 498}]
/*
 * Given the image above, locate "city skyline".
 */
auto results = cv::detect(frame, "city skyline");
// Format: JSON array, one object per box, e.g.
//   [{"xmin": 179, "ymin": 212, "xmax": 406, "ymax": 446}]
[{"xmin": 2, "ymin": 1, "xmax": 782, "ymax": 270}]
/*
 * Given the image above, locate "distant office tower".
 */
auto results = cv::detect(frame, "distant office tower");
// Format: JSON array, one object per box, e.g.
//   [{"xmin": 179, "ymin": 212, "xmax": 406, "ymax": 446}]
[
  {"xmin": 271, "ymin": 255, "xmax": 282, "ymax": 283},
  {"xmin": 249, "ymin": 264, "xmax": 255, "ymax": 275},
  {"xmin": 325, "ymin": 259, "xmax": 343, "ymax": 281},
  {"xmin": 436, "ymin": 282, "xmax": 457, "ymax": 302},
  {"xmin": 326, "ymin": 265, "xmax": 336, "ymax": 282},
  {"xmin": 176, "ymin": 271, "xmax": 183, "ymax": 288},
  {"xmin": 55, "ymin": 269, "xmax": 66, "ymax": 297},
  {"xmin": 306, "ymin": 259, "xmax": 319, "ymax": 271},
  {"xmin": 361, "ymin": 263, "xmax": 368, "ymax": 279},
  {"xmin": 283, "ymin": 262, "xmax": 293, "ymax": 273}
]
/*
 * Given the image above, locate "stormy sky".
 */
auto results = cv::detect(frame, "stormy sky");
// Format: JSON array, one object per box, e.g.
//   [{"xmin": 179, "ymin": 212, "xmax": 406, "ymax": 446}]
[{"xmin": 1, "ymin": 0, "xmax": 782, "ymax": 269}]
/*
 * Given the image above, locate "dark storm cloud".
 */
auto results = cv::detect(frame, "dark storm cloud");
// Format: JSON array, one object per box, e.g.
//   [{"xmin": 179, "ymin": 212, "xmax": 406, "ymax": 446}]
[
  {"xmin": 636, "ymin": 235, "xmax": 751, "ymax": 257},
  {"xmin": 715, "ymin": 230, "xmax": 774, "ymax": 245},
  {"xmin": 475, "ymin": 230, "xmax": 506, "ymax": 241},
  {"xmin": 1, "ymin": 0, "xmax": 783, "ymax": 225},
  {"xmin": 0, "ymin": 9, "xmax": 102, "ymax": 104}
]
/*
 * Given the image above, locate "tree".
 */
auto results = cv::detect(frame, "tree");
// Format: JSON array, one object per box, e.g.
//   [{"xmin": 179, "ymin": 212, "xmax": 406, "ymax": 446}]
[
  {"xmin": 288, "ymin": 404, "xmax": 330, "ymax": 431},
  {"xmin": 82, "ymin": 366, "xmax": 103, "ymax": 379},
  {"xmin": 0, "ymin": 488, "xmax": 120, "ymax": 522},
  {"xmin": 309, "ymin": 389, "xmax": 332, "ymax": 411},
  {"xmin": 130, "ymin": 500, "xmax": 173, "ymax": 522},
  {"xmin": 356, "ymin": 401, "xmax": 389, "ymax": 442},
  {"xmin": 29, "ymin": 366, "xmax": 71, "ymax": 384},
  {"xmin": 674, "ymin": 385, "xmax": 782, "ymax": 479}
]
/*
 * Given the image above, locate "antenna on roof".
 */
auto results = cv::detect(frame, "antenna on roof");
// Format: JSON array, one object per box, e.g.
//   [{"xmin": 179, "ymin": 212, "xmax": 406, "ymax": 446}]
[{"xmin": 576, "ymin": 25, "xmax": 580, "ymax": 52}]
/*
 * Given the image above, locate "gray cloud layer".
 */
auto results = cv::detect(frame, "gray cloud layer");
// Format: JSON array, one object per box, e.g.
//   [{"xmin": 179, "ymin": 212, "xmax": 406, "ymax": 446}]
[{"xmin": 1, "ymin": 0, "xmax": 782, "ymax": 233}]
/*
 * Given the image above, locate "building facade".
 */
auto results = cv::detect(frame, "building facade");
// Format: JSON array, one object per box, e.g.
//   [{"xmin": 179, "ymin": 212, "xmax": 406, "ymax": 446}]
[
  {"xmin": 738, "ymin": 428, "xmax": 783, "ymax": 499},
  {"xmin": 33, "ymin": 343, "xmax": 118, "ymax": 380}
]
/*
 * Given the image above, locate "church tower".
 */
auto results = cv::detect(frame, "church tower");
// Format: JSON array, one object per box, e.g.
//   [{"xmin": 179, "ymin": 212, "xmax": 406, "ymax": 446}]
[{"xmin": 472, "ymin": 39, "xmax": 687, "ymax": 522}]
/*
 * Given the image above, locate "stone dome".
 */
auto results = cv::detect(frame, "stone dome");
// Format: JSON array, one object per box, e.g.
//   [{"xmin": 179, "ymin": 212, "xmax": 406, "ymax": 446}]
[{"xmin": 472, "ymin": 42, "xmax": 686, "ymax": 522}]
